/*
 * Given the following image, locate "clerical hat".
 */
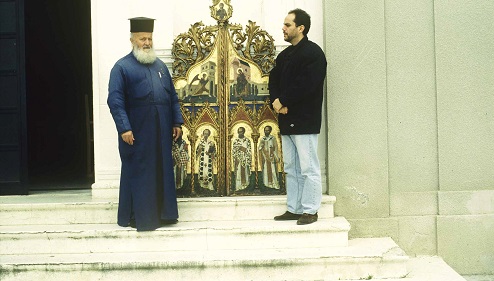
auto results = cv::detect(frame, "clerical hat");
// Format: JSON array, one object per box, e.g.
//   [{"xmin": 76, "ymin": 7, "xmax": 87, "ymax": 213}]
[{"xmin": 129, "ymin": 17, "xmax": 155, "ymax": 32}]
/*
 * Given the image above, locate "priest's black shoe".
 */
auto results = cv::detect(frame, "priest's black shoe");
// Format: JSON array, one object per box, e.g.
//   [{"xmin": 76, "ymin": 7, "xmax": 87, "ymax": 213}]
[
  {"xmin": 128, "ymin": 220, "xmax": 136, "ymax": 228},
  {"xmin": 274, "ymin": 211, "xmax": 302, "ymax": 221}
]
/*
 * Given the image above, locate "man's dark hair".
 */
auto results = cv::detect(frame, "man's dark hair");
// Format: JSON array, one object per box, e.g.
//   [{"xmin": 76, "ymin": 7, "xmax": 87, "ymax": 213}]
[{"xmin": 289, "ymin": 8, "xmax": 311, "ymax": 36}]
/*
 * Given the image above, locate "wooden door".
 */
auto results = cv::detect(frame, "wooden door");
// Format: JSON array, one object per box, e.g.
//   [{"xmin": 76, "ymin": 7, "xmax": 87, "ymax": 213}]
[{"xmin": 0, "ymin": 0, "xmax": 27, "ymax": 195}]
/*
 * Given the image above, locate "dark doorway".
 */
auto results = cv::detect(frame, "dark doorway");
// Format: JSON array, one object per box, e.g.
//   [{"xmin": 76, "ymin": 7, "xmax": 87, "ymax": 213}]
[{"xmin": 25, "ymin": 0, "xmax": 93, "ymax": 190}]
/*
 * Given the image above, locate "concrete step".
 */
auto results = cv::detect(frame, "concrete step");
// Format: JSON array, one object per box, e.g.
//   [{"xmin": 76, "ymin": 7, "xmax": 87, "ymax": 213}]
[
  {"xmin": 0, "ymin": 237, "xmax": 408, "ymax": 281},
  {"xmin": 0, "ymin": 190, "xmax": 427, "ymax": 280},
  {"xmin": 0, "ymin": 190, "xmax": 336, "ymax": 225},
  {"xmin": 0, "ymin": 218, "xmax": 350, "ymax": 255},
  {"xmin": 347, "ymin": 256, "xmax": 467, "ymax": 281}
]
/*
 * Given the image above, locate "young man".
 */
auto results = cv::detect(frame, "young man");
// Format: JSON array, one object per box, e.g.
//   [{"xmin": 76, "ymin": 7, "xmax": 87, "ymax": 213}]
[
  {"xmin": 108, "ymin": 17, "xmax": 183, "ymax": 231},
  {"xmin": 269, "ymin": 9, "xmax": 327, "ymax": 225}
]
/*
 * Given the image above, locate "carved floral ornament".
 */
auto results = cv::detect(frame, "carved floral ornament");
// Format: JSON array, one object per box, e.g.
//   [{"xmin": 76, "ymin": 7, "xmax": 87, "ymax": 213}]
[{"xmin": 172, "ymin": 0, "xmax": 275, "ymax": 79}]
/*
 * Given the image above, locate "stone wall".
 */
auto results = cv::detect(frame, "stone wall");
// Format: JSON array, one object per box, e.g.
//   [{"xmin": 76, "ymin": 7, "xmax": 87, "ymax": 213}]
[{"xmin": 324, "ymin": 0, "xmax": 494, "ymax": 274}]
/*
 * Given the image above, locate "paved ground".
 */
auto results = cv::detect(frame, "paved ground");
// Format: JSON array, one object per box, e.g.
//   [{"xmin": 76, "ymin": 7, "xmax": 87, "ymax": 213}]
[{"xmin": 463, "ymin": 276, "xmax": 494, "ymax": 281}]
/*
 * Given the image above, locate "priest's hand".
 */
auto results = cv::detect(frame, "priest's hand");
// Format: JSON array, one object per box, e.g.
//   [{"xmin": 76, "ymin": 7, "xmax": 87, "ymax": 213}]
[
  {"xmin": 279, "ymin": 107, "xmax": 288, "ymax": 114},
  {"xmin": 173, "ymin": 126, "xmax": 183, "ymax": 141},
  {"xmin": 121, "ymin": 131, "xmax": 134, "ymax": 145}
]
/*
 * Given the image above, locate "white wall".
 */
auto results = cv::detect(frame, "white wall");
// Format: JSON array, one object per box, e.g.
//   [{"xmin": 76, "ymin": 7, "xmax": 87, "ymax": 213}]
[{"xmin": 91, "ymin": 0, "xmax": 327, "ymax": 195}]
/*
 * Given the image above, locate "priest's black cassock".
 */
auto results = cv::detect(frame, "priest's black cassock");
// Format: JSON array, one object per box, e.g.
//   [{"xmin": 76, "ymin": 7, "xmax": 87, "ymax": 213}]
[{"xmin": 107, "ymin": 18, "xmax": 183, "ymax": 231}]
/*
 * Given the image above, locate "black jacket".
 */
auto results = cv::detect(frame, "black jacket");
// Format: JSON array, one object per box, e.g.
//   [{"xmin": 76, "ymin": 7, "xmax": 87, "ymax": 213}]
[{"xmin": 269, "ymin": 36, "xmax": 327, "ymax": 135}]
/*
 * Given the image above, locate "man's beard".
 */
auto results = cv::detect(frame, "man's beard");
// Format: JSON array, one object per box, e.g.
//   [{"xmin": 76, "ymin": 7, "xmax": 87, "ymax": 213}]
[
  {"xmin": 132, "ymin": 45, "xmax": 157, "ymax": 64},
  {"xmin": 284, "ymin": 33, "xmax": 294, "ymax": 43}
]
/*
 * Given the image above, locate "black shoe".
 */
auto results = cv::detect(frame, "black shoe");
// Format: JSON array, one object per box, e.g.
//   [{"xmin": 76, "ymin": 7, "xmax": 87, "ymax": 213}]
[
  {"xmin": 274, "ymin": 211, "xmax": 302, "ymax": 221},
  {"xmin": 161, "ymin": 219, "xmax": 178, "ymax": 225},
  {"xmin": 297, "ymin": 213, "xmax": 318, "ymax": 225},
  {"xmin": 129, "ymin": 220, "xmax": 136, "ymax": 228}
]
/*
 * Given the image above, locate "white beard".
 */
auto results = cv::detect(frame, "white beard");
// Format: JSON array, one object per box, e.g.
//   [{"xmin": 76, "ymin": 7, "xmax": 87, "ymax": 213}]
[{"xmin": 132, "ymin": 45, "xmax": 157, "ymax": 64}]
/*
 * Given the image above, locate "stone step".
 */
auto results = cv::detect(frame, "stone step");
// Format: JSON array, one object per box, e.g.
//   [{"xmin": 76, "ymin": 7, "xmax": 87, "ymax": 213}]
[
  {"xmin": 0, "ymin": 190, "xmax": 336, "ymax": 225},
  {"xmin": 0, "ymin": 218, "xmax": 350, "ymax": 255},
  {"xmin": 0, "ymin": 238, "xmax": 408, "ymax": 281},
  {"xmin": 347, "ymin": 256, "xmax": 467, "ymax": 281}
]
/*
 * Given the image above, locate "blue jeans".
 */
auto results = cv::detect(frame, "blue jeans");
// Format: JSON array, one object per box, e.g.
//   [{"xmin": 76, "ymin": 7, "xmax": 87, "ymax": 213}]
[{"xmin": 282, "ymin": 134, "xmax": 322, "ymax": 215}]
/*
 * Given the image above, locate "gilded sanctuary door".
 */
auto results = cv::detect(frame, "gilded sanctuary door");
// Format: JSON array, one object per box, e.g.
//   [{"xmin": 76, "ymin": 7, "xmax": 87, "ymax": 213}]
[{"xmin": 171, "ymin": 0, "xmax": 284, "ymax": 197}]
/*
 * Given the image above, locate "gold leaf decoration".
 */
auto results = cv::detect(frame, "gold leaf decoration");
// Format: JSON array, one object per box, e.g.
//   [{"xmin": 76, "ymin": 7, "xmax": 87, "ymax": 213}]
[
  {"xmin": 172, "ymin": 22, "xmax": 219, "ymax": 79},
  {"xmin": 230, "ymin": 20, "xmax": 275, "ymax": 75}
]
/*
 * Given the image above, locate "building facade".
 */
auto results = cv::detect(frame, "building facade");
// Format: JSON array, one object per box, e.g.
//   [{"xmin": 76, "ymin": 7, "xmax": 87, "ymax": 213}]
[{"xmin": 91, "ymin": 0, "xmax": 494, "ymax": 275}]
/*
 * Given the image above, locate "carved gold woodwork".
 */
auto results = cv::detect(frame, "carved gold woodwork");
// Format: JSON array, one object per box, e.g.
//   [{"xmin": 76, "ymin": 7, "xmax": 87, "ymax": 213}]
[{"xmin": 171, "ymin": 0, "xmax": 284, "ymax": 197}]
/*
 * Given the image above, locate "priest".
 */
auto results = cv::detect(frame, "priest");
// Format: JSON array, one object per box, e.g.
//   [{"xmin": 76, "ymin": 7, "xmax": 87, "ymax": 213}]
[{"xmin": 108, "ymin": 17, "xmax": 183, "ymax": 231}]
